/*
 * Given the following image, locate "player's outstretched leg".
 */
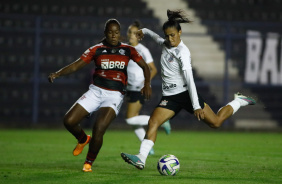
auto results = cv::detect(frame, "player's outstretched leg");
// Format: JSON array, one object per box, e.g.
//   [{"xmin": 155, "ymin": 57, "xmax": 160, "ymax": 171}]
[
  {"xmin": 202, "ymin": 92, "xmax": 256, "ymax": 129},
  {"xmin": 73, "ymin": 135, "xmax": 91, "ymax": 156},
  {"xmin": 234, "ymin": 92, "xmax": 256, "ymax": 106},
  {"xmin": 121, "ymin": 153, "xmax": 145, "ymax": 170}
]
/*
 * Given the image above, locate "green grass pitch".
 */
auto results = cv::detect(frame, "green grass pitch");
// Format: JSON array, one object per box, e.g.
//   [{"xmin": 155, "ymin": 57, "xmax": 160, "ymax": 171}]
[{"xmin": 0, "ymin": 129, "xmax": 281, "ymax": 184}]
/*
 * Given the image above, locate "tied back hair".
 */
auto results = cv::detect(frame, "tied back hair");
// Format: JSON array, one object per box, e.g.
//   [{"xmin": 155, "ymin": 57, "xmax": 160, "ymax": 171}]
[
  {"xmin": 131, "ymin": 20, "xmax": 142, "ymax": 29},
  {"xmin": 163, "ymin": 9, "xmax": 192, "ymax": 31}
]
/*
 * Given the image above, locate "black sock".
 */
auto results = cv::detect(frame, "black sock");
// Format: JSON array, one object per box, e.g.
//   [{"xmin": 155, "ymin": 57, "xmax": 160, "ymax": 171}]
[
  {"xmin": 84, "ymin": 151, "xmax": 97, "ymax": 166},
  {"xmin": 76, "ymin": 130, "xmax": 87, "ymax": 143}
]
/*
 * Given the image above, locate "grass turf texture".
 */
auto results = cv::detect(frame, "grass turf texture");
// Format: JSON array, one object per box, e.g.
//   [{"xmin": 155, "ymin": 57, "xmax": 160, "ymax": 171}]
[{"xmin": 0, "ymin": 130, "xmax": 281, "ymax": 184}]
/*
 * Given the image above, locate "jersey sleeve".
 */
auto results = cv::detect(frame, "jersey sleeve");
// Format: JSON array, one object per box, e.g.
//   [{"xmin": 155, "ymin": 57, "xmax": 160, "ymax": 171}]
[
  {"xmin": 130, "ymin": 47, "xmax": 143, "ymax": 63},
  {"xmin": 141, "ymin": 47, "xmax": 154, "ymax": 64},
  {"xmin": 142, "ymin": 28, "xmax": 165, "ymax": 45},
  {"xmin": 80, "ymin": 46, "xmax": 96, "ymax": 64},
  {"xmin": 179, "ymin": 49, "xmax": 201, "ymax": 110}
]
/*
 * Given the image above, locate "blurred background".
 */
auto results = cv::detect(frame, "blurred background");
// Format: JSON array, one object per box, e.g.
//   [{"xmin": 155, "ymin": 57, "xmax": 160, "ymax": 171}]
[{"xmin": 1, "ymin": 0, "xmax": 281, "ymax": 131}]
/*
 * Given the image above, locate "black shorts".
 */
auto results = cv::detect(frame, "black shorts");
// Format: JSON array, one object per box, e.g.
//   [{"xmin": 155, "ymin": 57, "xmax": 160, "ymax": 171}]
[
  {"xmin": 126, "ymin": 91, "xmax": 145, "ymax": 104},
  {"xmin": 156, "ymin": 90, "xmax": 205, "ymax": 117}
]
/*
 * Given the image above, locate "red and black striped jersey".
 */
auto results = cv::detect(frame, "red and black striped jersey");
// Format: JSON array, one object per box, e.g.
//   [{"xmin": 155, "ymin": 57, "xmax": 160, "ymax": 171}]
[{"xmin": 80, "ymin": 41, "xmax": 142, "ymax": 94}]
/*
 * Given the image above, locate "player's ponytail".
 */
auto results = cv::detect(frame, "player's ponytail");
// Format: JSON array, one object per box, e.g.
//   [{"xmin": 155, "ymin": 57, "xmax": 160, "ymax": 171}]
[
  {"xmin": 163, "ymin": 9, "xmax": 192, "ymax": 31},
  {"xmin": 130, "ymin": 20, "xmax": 142, "ymax": 29}
]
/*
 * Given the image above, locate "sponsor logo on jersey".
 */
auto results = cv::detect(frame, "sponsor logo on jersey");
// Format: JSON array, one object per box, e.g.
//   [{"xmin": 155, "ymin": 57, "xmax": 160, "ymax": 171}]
[
  {"xmin": 113, "ymin": 73, "xmax": 122, "ymax": 81},
  {"xmin": 163, "ymin": 84, "xmax": 177, "ymax": 90},
  {"xmin": 100, "ymin": 71, "xmax": 106, "ymax": 77},
  {"xmin": 101, "ymin": 61, "xmax": 126, "ymax": 69},
  {"xmin": 159, "ymin": 100, "xmax": 168, "ymax": 106}
]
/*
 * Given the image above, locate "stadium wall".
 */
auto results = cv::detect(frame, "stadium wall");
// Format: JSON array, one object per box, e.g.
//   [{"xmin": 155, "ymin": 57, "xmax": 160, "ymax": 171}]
[{"xmin": 1, "ymin": 0, "xmax": 282, "ymax": 130}]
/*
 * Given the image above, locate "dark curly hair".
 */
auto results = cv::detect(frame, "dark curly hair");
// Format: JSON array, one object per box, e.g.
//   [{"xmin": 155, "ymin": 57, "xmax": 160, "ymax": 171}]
[{"xmin": 104, "ymin": 18, "xmax": 121, "ymax": 32}]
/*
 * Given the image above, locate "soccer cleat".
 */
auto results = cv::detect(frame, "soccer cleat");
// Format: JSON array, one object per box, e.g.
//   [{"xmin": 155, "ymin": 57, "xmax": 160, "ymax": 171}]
[
  {"xmin": 234, "ymin": 92, "xmax": 256, "ymax": 106},
  {"xmin": 121, "ymin": 153, "xmax": 145, "ymax": 170},
  {"xmin": 73, "ymin": 135, "xmax": 91, "ymax": 156},
  {"xmin": 161, "ymin": 120, "xmax": 171, "ymax": 135},
  {"xmin": 82, "ymin": 163, "xmax": 92, "ymax": 172},
  {"xmin": 149, "ymin": 148, "xmax": 155, "ymax": 155}
]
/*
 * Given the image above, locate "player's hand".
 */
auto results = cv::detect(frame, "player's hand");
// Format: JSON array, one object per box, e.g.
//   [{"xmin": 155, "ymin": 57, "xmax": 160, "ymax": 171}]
[
  {"xmin": 136, "ymin": 30, "xmax": 144, "ymax": 41},
  {"xmin": 48, "ymin": 73, "xmax": 59, "ymax": 83},
  {"xmin": 141, "ymin": 84, "xmax": 152, "ymax": 100},
  {"xmin": 194, "ymin": 108, "xmax": 205, "ymax": 121}
]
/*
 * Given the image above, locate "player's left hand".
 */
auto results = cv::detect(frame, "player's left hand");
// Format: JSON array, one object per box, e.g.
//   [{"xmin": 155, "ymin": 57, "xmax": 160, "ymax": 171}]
[
  {"xmin": 48, "ymin": 73, "xmax": 59, "ymax": 83},
  {"xmin": 141, "ymin": 84, "xmax": 152, "ymax": 100},
  {"xmin": 194, "ymin": 108, "xmax": 205, "ymax": 121},
  {"xmin": 135, "ymin": 30, "xmax": 144, "ymax": 41}
]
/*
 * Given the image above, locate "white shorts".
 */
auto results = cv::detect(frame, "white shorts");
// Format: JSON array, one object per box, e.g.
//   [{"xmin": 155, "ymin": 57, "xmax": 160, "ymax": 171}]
[{"xmin": 75, "ymin": 84, "xmax": 124, "ymax": 115}]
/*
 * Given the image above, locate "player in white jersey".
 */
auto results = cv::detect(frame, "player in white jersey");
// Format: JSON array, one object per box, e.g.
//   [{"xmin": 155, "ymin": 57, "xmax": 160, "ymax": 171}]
[
  {"xmin": 121, "ymin": 10, "xmax": 256, "ymax": 170},
  {"xmin": 125, "ymin": 21, "xmax": 171, "ymax": 155}
]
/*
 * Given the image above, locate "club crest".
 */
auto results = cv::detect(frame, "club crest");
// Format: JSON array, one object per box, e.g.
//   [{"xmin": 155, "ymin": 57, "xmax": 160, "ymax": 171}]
[
  {"xmin": 159, "ymin": 100, "xmax": 168, "ymax": 106},
  {"xmin": 119, "ymin": 49, "xmax": 125, "ymax": 55}
]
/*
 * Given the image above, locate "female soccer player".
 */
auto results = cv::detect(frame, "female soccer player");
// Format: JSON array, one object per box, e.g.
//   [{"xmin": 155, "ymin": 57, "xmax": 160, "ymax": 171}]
[
  {"xmin": 121, "ymin": 10, "xmax": 256, "ymax": 170},
  {"xmin": 125, "ymin": 21, "xmax": 171, "ymax": 155},
  {"xmin": 48, "ymin": 19, "xmax": 152, "ymax": 172}
]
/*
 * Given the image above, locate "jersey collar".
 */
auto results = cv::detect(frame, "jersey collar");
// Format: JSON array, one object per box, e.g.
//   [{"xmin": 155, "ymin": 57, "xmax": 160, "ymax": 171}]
[{"xmin": 103, "ymin": 40, "xmax": 121, "ymax": 47}]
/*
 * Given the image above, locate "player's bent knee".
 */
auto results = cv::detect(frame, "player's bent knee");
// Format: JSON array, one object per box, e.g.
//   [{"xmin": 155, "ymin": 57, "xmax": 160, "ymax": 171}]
[
  {"xmin": 63, "ymin": 115, "xmax": 76, "ymax": 127},
  {"xmin": 208, "ymin": 121, "xmax": 221, "ymax": 129},
  {"xmin": 148, "ymin": 119, "xmax": 158, "ymax": 128},
  {"xmin": 209, "ymin": 124, "xmax": 220, "ymax": 129},
  {"xmin": 93, "ymin": 127, "xmax": 106, "ymax": 136}
]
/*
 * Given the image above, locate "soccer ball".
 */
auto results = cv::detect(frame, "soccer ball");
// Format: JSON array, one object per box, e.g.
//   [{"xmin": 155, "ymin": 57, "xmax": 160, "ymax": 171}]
[{"xmin": 157, "ymin": 154, "xmax": 180, "ymax": 176}]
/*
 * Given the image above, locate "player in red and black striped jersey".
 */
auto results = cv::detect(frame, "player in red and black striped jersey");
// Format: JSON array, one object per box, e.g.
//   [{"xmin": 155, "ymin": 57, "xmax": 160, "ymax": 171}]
[
  {"xmin": 80, "ymin": 38, "xmax": 142, "ymax": 94},
  {"xmin": 48, "ymin": 19, "xmax": 152, "ymax": 172}
]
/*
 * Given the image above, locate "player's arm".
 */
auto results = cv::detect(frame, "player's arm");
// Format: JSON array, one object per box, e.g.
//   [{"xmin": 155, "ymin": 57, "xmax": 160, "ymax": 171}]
[
  {"xmin": 147, "ymin": 62, "xmax": 157, "ymax": 80},
  {"xmin": 136, "ymin": 58, "xmax": 152, "ymax": 100},
  {"xmin": 136, "ymin": 28, "xmax": 165, "ymax": 45},
  {"xmin": 48, "ymin": 58, "xmax": 88, "ymax": 83},
  {"xmin": 180, "ymin": 54, "xmax": 204, "ymax": 121}
]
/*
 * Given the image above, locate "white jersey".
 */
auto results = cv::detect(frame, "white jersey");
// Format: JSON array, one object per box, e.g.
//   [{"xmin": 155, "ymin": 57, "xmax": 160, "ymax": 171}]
[
  {"xmin": 127, "ymin": 43, "xmax": 154, "ymax": 91},
  {"xmin": 142, "ymin": 28, "xmax": 201, "ymax": 110}
]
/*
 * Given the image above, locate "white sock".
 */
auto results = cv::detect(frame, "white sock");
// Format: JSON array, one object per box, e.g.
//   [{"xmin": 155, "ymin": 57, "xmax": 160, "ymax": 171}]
[
  {"xmin": 125, "ymin": 115, "xmax": 150, "ymax": 126},
  {"xmin": 234, "ymin": 97, "xmax": 249, "ymax": 106},
  {"xmin": 227, "ymin": 100, "xmax": 241, "ymax": 114},
  {"xmin": 138, "ymin": 139, "xmax": 154, "ymax": 163},
  {"xmin": 134, "ymin": 127, "xmax": 146, "ymax": 141}
]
